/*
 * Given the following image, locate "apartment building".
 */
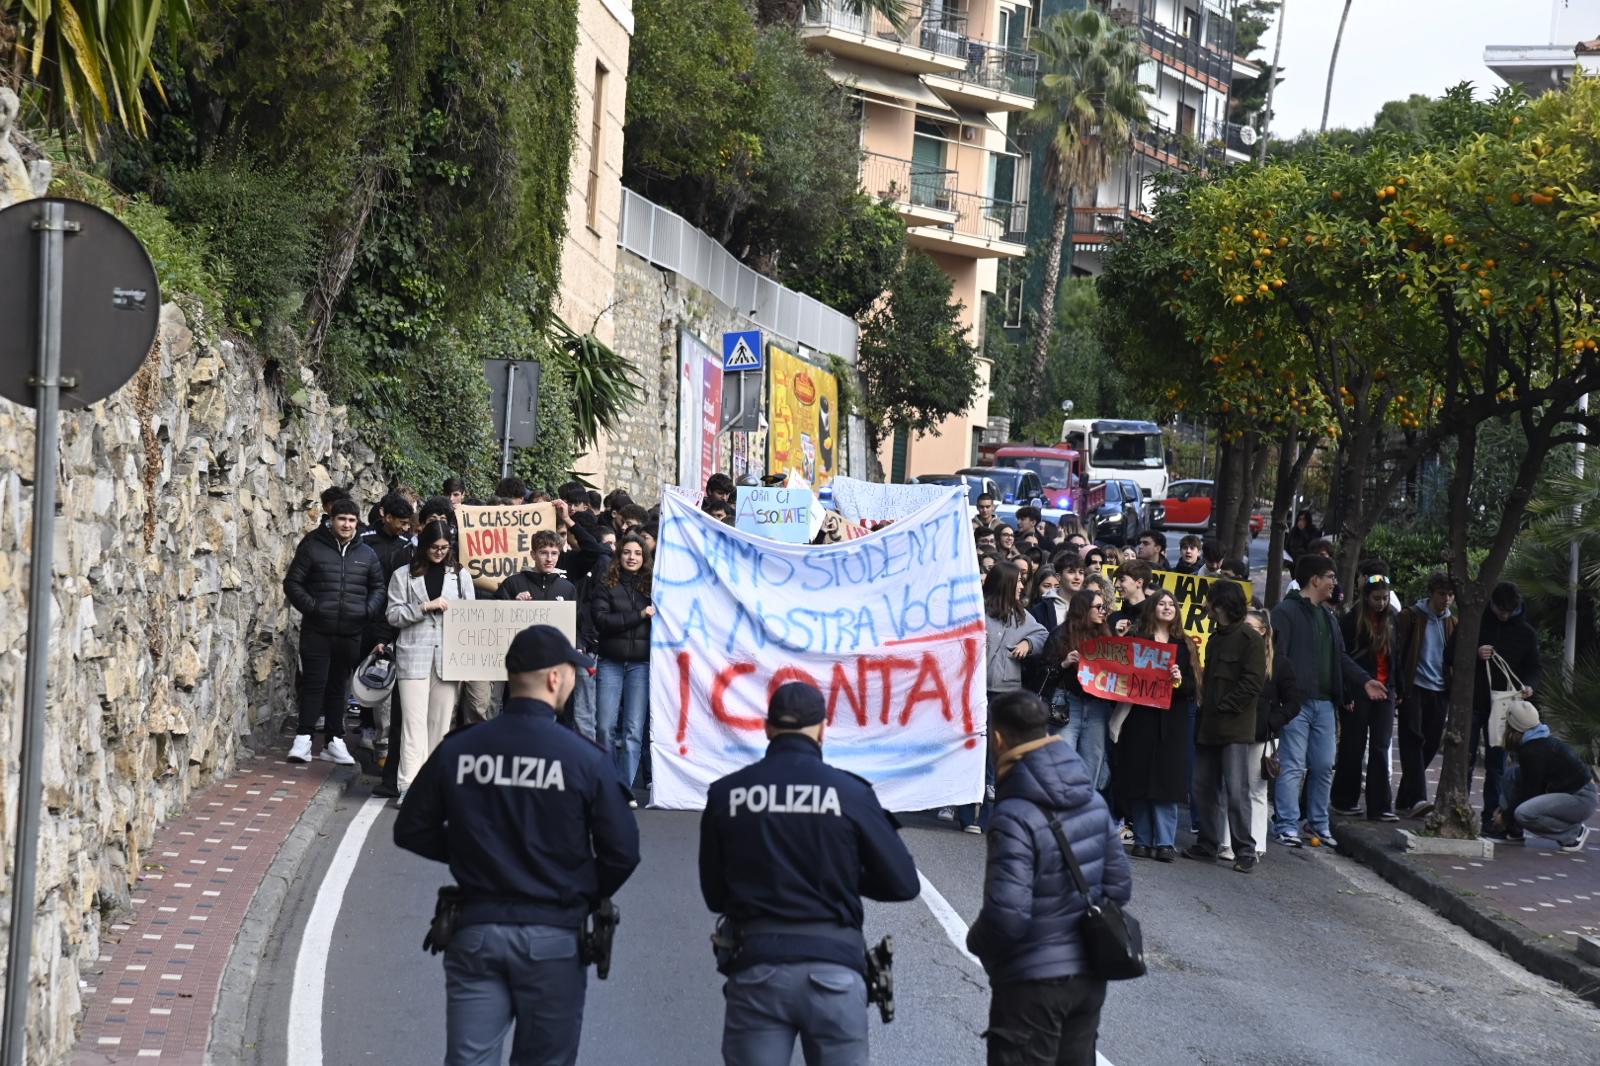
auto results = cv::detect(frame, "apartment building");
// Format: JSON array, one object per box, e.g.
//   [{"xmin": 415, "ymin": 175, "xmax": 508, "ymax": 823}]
[
  {"xmin": 1484, "ymin": 0, "xmax": 1600, "ymax": 98},
  {"xmin": 800, "ymin": 1, "xmax": 1037, "ymax": 479},
  {"xmin": 1002, "ymin": 0, "xmax": 1256, "ymax": 320}
]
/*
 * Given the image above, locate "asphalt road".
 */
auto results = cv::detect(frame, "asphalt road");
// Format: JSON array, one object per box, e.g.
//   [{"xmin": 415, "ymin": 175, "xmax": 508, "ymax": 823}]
[{"xmin": 240, "ymin": 786, "xmax": 1600, "ymax": 1066}]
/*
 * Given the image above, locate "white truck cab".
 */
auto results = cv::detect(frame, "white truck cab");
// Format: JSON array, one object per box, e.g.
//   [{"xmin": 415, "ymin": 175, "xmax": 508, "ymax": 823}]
[{"xmin": 1058, "ymin": 418, "xmax": 1169, "ymax": 504}]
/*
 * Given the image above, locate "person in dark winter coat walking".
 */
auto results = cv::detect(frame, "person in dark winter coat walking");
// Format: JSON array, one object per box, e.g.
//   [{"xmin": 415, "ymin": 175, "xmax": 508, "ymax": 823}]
[
  {"xmin": 1332, "ymin": 575, "xmax": 1401, "ymax": 821},
  {"xmin": 1113, "ymin": 591, "xmax": 1200, "ymax": 862},
  {"xmin": 282, "ymin": 497, "xmax": 386, "ymax": 765},
  {"xmin": 1245, "ymin": 608, "xmax": 1298, "ymax": 859},
  {"xmin": 591, "ymin": 534, "xmax": 655, "ymax": 799},
  {"xmin": 359, "ymin": 492, "xmax": 414, "ymax": 795},
  {"xmin": 967, "ymin": 691, "xmax": 1133, "ymax": 1066},
  {"xmin": 1187, "ymin": 580, "xmax": 1267, "ymax": 871},
  {"xmin": 1458, "ymin": 582, "xmax": 1545, "ymax": 834}
]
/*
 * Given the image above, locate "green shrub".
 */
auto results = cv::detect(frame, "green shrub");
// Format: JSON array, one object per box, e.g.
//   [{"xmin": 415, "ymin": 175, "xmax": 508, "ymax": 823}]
[
  {"xmin": 163, "ymin": 155, "xmax": 328, "ymax": 337},
  {"xmin": 1362, "ymin": 524, "xmax": 1449, "ymax": 605}
]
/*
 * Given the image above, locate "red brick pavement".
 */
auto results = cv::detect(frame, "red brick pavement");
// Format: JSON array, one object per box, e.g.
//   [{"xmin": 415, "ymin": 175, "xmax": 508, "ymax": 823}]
[{"xmin": 70, "ymin": 753, "xmax": 336, "ymax": 1065}]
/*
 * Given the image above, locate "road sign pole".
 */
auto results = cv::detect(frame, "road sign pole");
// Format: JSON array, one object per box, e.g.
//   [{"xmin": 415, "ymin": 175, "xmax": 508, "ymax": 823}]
[
  {"xmin": 2, "ymin": 199, "xmax": 68, "ymax": 1066},
  {"xmin": 500, "ymin": 362, "xmax": 517, "ymax": 479}
]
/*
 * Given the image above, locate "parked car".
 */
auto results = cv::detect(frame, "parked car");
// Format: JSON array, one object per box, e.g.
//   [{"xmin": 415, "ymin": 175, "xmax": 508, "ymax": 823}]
[
  {"xmin": 1157, "ymin": 479, "xmax": 1265, "ymax": 536},
  {"xmin": 1090, "ymin": 478, "xmax": 1144, "ymax": 546},
  {"xmin": 910, "ymin": 473, "xmax": 1001, "ymax": 506},
  {"xmin": 956, "ymin": 466, "xmax": 1045, "ymax": 507}
]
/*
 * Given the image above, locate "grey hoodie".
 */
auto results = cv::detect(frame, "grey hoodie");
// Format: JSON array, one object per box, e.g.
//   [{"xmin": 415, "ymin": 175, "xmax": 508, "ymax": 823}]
[{"xmin": 986, "ymin": 611, "xmax": 1050, "ymax": 693}]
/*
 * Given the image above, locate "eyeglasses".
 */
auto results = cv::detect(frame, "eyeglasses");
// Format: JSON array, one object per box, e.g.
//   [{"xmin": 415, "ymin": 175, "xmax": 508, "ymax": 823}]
[
  {"xmin": 427, "ymin": 542, "xmax": 451, "ymax": 553},
  {"xmin": 1089, "ymin": 603, "xmax": 1106, "ymax": 612}
]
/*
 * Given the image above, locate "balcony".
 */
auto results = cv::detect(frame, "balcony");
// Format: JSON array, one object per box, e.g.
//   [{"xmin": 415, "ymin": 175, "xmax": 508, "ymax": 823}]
[
  {"xmin": 862, "ymin": 151, "xmax": 959, "ymax": 225},
  {"xmin": 801, "ymin": 2, "xmax": 969, "ymax": 75},
  {"xmin": 924, "ymin": 42, "xmax": 1040, "ymax": 111},
  {"xmin": 907, "ymin": 188, "xmax": 1027, "ymax": 258},
  {"xmin": 1198, "ymin": 116, "xmax": 1258, "ymax": 163},
  {"xmin": 1140, "ymin": 15, "xmax": 1234, "ymax": 89}
]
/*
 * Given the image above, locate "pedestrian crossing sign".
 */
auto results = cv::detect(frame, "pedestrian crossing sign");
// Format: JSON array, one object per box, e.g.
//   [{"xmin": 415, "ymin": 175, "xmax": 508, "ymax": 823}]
[{"xmin": 722, "ymin": 330, "xmax": 763, "ymax": 372}]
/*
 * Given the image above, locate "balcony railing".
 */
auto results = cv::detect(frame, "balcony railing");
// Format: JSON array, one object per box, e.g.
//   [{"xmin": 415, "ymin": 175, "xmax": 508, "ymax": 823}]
[
  {"xmin": 946, "ymin": 41, "xmax": 1039, "ymax": 98},
  {"xmin": 862, "ymin": 151, "xmax": 956, "ymax": 211},
  {"xmin": 1140, "ymin": 15, "xmax": 1234, "ymax": 86},
  {"xmin": 801, "ymin": 2, "xmax": 970, "ymax": 62},
  {"xmin": 919, "ymin": 187, "xmax": 1027, "ymax": 245}
]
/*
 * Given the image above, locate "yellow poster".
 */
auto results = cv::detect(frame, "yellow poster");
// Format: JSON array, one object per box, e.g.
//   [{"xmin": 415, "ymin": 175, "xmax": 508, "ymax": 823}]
[
  {"xmin": 766, "ymin": 344, "xmax": 840, "ymax": 487},
  {"xmin": 1154, "ymin": 569, "xmax": 1256, "ymax": 660}
]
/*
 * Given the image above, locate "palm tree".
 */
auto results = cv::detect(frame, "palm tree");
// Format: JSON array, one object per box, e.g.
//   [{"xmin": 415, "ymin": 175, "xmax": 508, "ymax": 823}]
[
  {"xmin": 1025, "ymin": 9, "xmax": 1148, "ymax": 415},
  {"xmin": 1320, "ymin": 0, "xmax": 1353, "ymax": 132}
]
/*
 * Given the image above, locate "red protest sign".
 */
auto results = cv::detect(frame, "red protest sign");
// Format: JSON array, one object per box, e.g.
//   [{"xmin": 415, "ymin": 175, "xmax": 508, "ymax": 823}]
[{"xmin": 1076, "ymin": 636, "xmax": 1176, "ymax": 709}]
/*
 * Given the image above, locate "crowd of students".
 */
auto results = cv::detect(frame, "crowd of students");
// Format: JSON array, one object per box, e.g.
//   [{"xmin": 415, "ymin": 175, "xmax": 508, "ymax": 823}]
[{"xmin": 967, "ymin": 505, "xmax": 1597, "ymax": 862}]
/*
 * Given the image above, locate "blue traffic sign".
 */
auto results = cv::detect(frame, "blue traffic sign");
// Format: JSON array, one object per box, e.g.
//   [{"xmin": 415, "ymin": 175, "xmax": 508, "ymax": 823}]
[{"xmin": 722, "ymin": 329, "xmax": 763, "ymax": 372}]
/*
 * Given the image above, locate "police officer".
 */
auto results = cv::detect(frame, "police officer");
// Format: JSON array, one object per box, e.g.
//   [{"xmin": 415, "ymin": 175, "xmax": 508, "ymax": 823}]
[
  {"xmin": 395, "ymin": 624, "xmax": 640, "ymax": 1066},
  {"xmin": 698, "ymin": 682, "xmax": 921, "ymax": 1066}
]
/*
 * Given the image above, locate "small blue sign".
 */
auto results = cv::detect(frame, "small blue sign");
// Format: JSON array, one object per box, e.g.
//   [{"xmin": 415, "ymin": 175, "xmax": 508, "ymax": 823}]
[{"xmin": 722, "ymin": 329, "xmax": 763, "ymax": 372}]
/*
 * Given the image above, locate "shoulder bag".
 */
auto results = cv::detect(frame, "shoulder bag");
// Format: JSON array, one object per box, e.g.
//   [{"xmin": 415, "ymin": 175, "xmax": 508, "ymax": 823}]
[
  {"xmin": 1031, "ymin": 802, "xmax": 1146, "ymax": 981},
  {"xmin": 1486, "ymin": 651, "xmax": 1536, "ymax": 748}
]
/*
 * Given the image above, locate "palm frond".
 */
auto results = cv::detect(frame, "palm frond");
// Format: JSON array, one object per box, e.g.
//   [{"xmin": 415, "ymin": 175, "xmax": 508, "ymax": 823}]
[{"xmin": 546, "ymin": 316, "xmax": 644, "ymax": 450}]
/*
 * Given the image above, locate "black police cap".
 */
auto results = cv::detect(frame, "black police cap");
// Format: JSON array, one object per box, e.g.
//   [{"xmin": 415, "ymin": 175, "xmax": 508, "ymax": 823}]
[
  {"xmin": 768, "ymin": 682, "xmax": 826, "ymax": 729},
  {"xmin": 505, "ymin": 625, "xmax": 590, "ymax": 674}
]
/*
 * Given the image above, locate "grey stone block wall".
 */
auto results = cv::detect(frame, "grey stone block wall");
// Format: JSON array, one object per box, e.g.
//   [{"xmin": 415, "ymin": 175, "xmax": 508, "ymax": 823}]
[{"xmin": 0, "ymin": 302, "xmax": 383, "ymax": 1062}]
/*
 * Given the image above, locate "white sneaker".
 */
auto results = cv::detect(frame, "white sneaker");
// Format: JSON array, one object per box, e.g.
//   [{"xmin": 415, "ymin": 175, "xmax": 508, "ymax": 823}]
[
  {"xmin": 937, "ymin": 807, "xmax": 956, "ymax": 822},
  {"xmin": 1217, "ymin": 846, "xmax": 1235, "ymax": 862},
  {"xmin": 1559, "ymin": 825, "xmax": 1591, "ymax": 852},
  {"xmin": 319, "ymin": 737, "xmax": 357, "ymax": 765},
  {"xmin": 288, "ymin": 735, "xmax": 313, "ymax": 763}
]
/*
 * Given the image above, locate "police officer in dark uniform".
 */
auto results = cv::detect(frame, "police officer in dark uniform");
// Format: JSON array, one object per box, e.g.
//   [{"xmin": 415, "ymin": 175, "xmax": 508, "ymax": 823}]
[
  {"xmin": 698, "ymin": 682, "xmax": 921, "ymax": 1065},
  {"xmin": 395, "ymin": 624, "xmax": 640, "ymax": 1066}
]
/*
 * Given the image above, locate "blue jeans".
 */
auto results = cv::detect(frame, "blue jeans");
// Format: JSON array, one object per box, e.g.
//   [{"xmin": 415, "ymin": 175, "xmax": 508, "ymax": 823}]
[
  {"xmin": 722, "ymin": 962, "xmax": 868, "ymax": 1066},
  {"xmin": 570, "ymin": 667, "xmax": 597, "ymax": 742},
  {"xmin": 442, "ymin": 923, "xmax": 584, "ymax": 1066},
  {"xmin": 1127, "ymin": 799, "xmax": 1179, "ymax": 848},
  {"xmin": 1059, "ymin": 693, "xmax": 1113, "ymax": 792},
  {"xmin": 596, "ymin": 658, "xmax": 650, "ymax": 791},
  {"xmin": 1274, "ymin": 699, "xmax": 1337, "ymax": 837}
]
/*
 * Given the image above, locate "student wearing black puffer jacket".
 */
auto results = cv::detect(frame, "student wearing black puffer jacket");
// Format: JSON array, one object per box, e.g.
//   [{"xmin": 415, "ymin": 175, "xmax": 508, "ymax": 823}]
[
  {"xmin": 968, "ymin": 691, "xmax": 1132, "ymax": 1066},
  {"xmin": 591, "ymin": 534, "xmax": 655, "ymax": 800},
  {"xmin": 282, "ymin": 498, "xmax": 386, "ymax": 765}
]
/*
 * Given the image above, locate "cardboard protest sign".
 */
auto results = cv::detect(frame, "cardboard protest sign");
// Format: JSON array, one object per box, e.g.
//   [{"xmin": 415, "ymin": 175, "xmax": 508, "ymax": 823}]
[
  {"xmin": 1077, "ymin": 635, "xmax": 1176, "ymax": 709},
  {"xmin": 650, "ymin": 486, "xmax": 985, "ymax": 812},
  {"xmin": 456, "ymin": 503, "xmax": 558, "ymax": 590},
  {"xmin": 1152, "ymin": 569, "xmax": 1255, "ymax": 659},
  {"xmin": 830, "ymin": 476, "xmax": 957, "ymax": 524},
  {"xmin": 734, "ymin": 486, "xmax": 815, "ymax": 544},
  {"xmin": 441, "ymin": 600, "xmax": 578, "ymax": 681}
]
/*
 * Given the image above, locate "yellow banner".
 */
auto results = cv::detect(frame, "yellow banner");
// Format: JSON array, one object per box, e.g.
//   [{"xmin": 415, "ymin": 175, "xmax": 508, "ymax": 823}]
[
  {"xmin": 1153, "ymin": 568, "xmax": 1255, "ymax": 659},
  {"xmin": 766, "ymin": 344, "xmax": 840, "ymax": 488}
]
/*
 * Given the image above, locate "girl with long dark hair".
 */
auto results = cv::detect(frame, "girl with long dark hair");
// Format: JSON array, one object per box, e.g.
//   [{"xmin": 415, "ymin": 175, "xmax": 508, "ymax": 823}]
[
  {"xmin": 1045, "ymin": 588, "xmax": 1116, "ymax": 792},
  {"xmin": 592, "ymin": 534, "xmax": 656, "ymax": 802}
]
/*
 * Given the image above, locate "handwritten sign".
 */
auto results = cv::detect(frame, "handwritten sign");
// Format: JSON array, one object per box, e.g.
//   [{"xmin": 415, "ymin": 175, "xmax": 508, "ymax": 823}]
[
  {"xmin": 456, "ymin": 503, "xmax": 558, "ymax": 591},
  {"xmin": 734, "ymin": 486, "xmax": 815, "ymax": 544},
  {"xmin": 441, "ymin": 600, "xmax": 578, "ymax": 681},
  {"xmin": 1077, "ymin": 635, "xmax": 1176, "ymax": 709},
  {"xmin": 830, "ymin": 476, "xmax": 958, "ymax": 524},
  {"xmin": 1152, "ymin": 569, "xmax": 1255, "ymax": 659},
  {"xmin": 649, "ymin": 486, "xmax": 984, "ymax": 812}
]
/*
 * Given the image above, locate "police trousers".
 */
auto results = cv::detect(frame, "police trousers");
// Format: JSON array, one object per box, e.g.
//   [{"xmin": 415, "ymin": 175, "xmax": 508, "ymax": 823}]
[
  {"xmin": 442, "ymin": 922, "xmax": 585, "ymax": 1066},
  {"xmin": 722, "ymin": 961, "xmax": 868, "ymax": 1066}
]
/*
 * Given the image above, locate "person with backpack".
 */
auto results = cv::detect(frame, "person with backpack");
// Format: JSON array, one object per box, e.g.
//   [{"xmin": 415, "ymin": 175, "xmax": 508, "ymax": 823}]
[{"xmin": 967, "ymin": 690, "xmax": 1134, "ymax": 1066}]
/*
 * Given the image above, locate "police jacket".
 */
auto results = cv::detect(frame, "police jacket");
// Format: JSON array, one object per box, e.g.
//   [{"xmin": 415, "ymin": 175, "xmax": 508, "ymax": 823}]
[
  {"xmin": 283, "ymin": 526, "xmax": 386, "ymax": 638},
  {"xmin": 966, "ymin": 736, "xmax": 1132, "ymax": 984},
  {"xmin": 698, "ymin": 733, "xmax": 920, "ymax": 975},
  {"xmin": 591, "ymin": 576, "xmax": 652, "ymax": 662},
  {"xmin": 496, "ymin": 568, "xmax": 579, "ymax": 603},
  {"xmin": 394, "ymin": 697, "xmax": 641, "ymax": 930}
]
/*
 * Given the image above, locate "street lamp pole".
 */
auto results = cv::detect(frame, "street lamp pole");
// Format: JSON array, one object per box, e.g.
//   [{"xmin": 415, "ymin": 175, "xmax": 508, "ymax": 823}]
[{"xmin": 1564, "ymin": 392, "xmax": 1586, "ymax": 675}]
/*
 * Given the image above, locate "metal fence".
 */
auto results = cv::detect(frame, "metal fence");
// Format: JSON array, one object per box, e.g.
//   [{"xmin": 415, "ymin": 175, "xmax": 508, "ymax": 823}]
[
  {"xmin": 1140, "ymin": 15, "xmax": 1234, "ymax": 85},
  {"xmin": 949, "ymin": 42, "xmax": 1039, "ymax": 98},
  {"xmin": 925, "ymin": 188, "xmax": 1027, "ymax": 245},
  {"xmin": 862, "ymin": 151, "xmax": 956, "ymax": 211},
  {"xmin": 801, "ymin": 1, "xmax": 970, "ymax": 62},
  {"xmin": 617, "ymin": 188, "xmax": 859, "ymax": 364}
]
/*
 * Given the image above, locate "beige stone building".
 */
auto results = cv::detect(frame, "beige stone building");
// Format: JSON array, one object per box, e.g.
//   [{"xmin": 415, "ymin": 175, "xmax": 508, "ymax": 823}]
[
  {"xmin": 801, "ymin": 1, "xmax": 1035, "ymax": 479},
  {"xmin": 559, "ymin": 0, "xmax": 634, "ymax": 481}
]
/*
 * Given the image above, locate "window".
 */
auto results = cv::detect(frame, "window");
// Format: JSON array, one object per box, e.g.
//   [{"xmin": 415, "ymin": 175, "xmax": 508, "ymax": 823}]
[
  {"xmin": 585, "ymin": 62, "xmax": 608, "ymax": 230},
  {"xmin": 1181, "ymin": 7, "xmax": 1198, "ymax": 39},
  {"xmin": 1003, "ymin": 278, "xmax": 1024, "ymax": 329},
  {"xmin": 1178, "ymin": 102, "xmax": 1197, "ymax": 138}
]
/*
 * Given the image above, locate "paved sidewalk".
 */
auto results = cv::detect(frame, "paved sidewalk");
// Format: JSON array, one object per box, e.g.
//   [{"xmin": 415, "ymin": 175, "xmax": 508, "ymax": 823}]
[
  {"xmin": 71, "ymin": 753, "xmax": 338, "ymax": 1064},
  {"xmin": 1334, "ymin": 758, "xmax": 1600, "ymax": 1006}
]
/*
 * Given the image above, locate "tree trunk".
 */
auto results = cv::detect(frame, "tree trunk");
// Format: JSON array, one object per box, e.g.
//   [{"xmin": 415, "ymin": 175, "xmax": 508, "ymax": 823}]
[
  {"xmin": 1027, "ymin": 192, "xmax": 1072, "ymax": 422},
  {"xmin": 1265, "ymin": 431, "xmax": 1317, "ymax": 606},
  {"xmin": 1320, "ymin": 0, "xmax": 1353, "ymax": 133},
  {"xmin": 1212, "ymin": 433, "xmax": 1245, "ymax": 548},
  {"xmin": 1333, "ymin": 420, "xmax": 1382, "ymax": 593},
  {"xmin": 1229, "ymin": 433, "xmax": 1269, "ymax": 562},
  {"xmin": 304, "ymin": 164, "xmax": 382, "ymax": 364}
]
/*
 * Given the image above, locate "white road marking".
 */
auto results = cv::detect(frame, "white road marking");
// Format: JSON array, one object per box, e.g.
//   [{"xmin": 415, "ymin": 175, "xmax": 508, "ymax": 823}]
[
  {"xmin": 916, "ymin": 868, "xmax": 1116, "ymax": 1066},
  {"xmin": 287, "ymin": 796, "xmax": 385, "ymax": 1065}
]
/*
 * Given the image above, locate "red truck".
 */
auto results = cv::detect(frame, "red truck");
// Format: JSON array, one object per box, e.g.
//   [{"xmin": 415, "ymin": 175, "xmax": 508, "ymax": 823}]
[{"xmin": 990, "ymin": 444, "xmax": 1106, "ymax": 520}]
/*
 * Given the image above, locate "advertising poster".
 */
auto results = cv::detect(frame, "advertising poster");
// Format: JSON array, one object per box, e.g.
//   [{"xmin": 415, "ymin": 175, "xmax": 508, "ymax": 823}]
[{"xmin": 766, "ymin": 344, "xmax": 840, "ymax": 488}]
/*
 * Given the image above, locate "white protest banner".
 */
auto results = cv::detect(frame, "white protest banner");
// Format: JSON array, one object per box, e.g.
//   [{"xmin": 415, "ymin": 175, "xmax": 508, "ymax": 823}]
[
  {"xmin": 734, "ymin": 486, "xmax": 815, "ymax": 544},
  {"xmin": 456, "ymin": 502, "xmax": 558, "ymax": 591},
  {"xmin": 650, "ymin": 486, "xmax": 987, "ymax": 812},
  {"xmin": 441, "ymin": 600, "xmax": 578, "ymax": 681},
  {"xmin": 830, "ymin": 476, "xmax": 961, "ymax": 524}
]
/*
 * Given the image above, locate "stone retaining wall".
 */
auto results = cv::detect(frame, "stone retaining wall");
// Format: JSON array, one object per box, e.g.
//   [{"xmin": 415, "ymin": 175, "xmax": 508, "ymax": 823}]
[{"xmin": 0, "ymin": 303, "xmax": 382, "ymax": 1062}]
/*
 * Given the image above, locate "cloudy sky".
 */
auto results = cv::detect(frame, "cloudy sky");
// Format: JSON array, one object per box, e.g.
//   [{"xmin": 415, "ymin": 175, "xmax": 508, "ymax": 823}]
[{"xmin": 1255, "ymin": 0, "xmax": 1600, "ymax": 139}]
